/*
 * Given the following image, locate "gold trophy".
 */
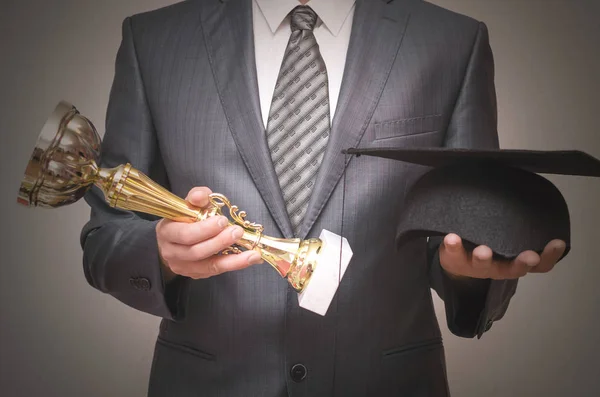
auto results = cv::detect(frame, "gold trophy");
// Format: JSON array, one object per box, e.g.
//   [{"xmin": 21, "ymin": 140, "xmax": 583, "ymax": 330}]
[{"xmin": 17, "ymin": 101, "xmax": 352, "ymax": 316}]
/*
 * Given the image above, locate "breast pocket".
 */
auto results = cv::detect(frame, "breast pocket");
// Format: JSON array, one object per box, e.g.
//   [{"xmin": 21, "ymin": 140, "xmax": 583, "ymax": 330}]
[{"xmin": 373, "ymin": 114, "xmax": 442, "ymax": 141}]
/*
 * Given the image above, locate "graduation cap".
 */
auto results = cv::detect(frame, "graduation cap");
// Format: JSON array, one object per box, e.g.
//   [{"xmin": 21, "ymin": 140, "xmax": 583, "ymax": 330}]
[{"xmin": 342, "ymin": 147, "xmax": 600, "ymax": 260}]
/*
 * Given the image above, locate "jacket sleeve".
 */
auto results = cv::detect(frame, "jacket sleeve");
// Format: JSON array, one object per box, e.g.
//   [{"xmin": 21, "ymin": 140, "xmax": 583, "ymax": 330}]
[
  {"xmin": 79, "ymin": 17, "xmax": 189, "ymax": 321},
  {"xmin": 428, "ymin": 21, "xmax": 518, "ymax": 339}
]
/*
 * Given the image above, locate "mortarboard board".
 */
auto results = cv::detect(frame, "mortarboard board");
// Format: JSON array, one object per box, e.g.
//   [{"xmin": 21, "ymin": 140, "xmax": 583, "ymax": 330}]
[{"xmin": 342, "ymin": 147, "xmax": 600, "ymax": 260}]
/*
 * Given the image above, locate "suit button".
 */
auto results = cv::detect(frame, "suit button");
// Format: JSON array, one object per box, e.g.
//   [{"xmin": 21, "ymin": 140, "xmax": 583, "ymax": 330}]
[
  {"xmin": 290, "ymin": 363, "xmax": 307, "ymax": 382},
  {"xmin": 130, "ymin": 277, "xmax": 151, "ymax": 291}
]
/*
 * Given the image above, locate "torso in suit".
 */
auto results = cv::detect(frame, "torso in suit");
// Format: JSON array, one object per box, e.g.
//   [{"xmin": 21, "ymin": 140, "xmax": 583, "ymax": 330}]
[{"xmin": 81, "ymin": 0, "xmax": 518, "ymax": 395}]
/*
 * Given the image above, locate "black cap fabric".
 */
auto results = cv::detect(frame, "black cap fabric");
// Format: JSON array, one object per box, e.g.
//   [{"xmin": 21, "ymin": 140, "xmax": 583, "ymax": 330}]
[{"xmin": 343, "ymin": 147, "xmax": 600, "ymax": 260}]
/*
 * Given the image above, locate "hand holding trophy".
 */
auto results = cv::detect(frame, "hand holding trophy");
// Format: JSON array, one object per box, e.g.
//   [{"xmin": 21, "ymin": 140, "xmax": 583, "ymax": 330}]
[{"xmin": 17, "ymin": 101, "xmax": 353, "ymax": 316}]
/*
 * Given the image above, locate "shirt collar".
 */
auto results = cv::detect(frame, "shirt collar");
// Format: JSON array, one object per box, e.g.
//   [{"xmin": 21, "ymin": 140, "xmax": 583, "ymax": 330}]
[{"xmin": 254, "ymin": 0, "xmax": 356, "ymax": 36}]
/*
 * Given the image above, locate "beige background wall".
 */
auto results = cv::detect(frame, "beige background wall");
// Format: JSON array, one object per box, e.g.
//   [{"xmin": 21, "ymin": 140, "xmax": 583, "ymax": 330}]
[{"xmin": 1, "ymin": 1, "xmax": 599, "ymax": 396}]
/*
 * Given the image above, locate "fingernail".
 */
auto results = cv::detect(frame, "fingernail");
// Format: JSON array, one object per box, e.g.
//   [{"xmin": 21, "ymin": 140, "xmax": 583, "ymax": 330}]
[
  {"xmin": 248, "ymin": 252, "xmax": 263, "ymax": 265},
  {"xmin": 232, "ymin": 226, "xmax": 244, "ymax": 240},
  {"xmin": 218, "ymin": 216, "xmax": 229, "ymax": 228},
  {"xmin": 445, "ymin": 236, "xmax": 459, "ymax": 249},
  {"xmin": 526, "ymin": 258, "xmax": 539, "ymax": 267},
  {"xmin": 553, "ymin": 242, "xmax": 566, "ymax": 254}
]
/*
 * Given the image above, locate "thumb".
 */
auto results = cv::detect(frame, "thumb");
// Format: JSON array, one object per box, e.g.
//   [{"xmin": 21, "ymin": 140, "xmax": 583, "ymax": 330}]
[{"xmin": 185, "ymin": 186, "xmax": 213, "ymax": 208}]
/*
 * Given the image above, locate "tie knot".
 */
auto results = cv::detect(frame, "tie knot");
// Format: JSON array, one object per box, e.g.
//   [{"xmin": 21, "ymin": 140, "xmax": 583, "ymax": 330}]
[{"xmin": 290, "ymin": 6, "xmax": 318, "ymax": 32}]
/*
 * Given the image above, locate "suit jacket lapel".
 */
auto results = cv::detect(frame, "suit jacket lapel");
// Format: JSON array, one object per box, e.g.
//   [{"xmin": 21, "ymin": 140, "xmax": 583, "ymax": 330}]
[
  {"xmin": 199, "ymin": 0, "xmax": 295, "ymax": 238},
  {"xmin": 298, "ymin": 0, "xmax": 416, "ymax": 239}
]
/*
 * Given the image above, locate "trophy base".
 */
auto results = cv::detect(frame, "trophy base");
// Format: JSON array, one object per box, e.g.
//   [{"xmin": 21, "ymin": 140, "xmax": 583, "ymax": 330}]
[{"xmin": 298, "ymin": 229, "xmax": 353, "ymax": 316}]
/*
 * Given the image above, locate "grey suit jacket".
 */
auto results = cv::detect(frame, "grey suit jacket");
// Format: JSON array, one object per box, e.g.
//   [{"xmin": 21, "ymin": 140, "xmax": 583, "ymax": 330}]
[{"xmin": 80, "ymin": 0, "xmax": 519, "ymax": 395}]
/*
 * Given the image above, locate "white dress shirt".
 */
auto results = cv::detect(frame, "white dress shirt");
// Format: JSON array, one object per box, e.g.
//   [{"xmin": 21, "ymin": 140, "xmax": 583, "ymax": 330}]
[{"xmin": 252, "ymin": 0, "xmax": 356, "ymax": 128}]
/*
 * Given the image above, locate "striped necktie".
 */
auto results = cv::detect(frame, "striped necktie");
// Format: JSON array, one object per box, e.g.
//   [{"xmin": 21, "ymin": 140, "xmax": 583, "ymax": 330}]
[{"xmin": 265, "ymin": 5, "xmax": 331, "ymax": 236}]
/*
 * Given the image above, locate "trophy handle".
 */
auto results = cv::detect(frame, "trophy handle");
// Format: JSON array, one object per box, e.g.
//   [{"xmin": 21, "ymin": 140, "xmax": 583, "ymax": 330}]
[{"xmin": 207, "ymin": 194, "xmax": 265, "ymax": 254}]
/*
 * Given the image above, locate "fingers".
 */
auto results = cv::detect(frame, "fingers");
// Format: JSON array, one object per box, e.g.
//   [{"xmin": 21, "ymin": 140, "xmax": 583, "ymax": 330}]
[
  {"xmin": 156, "ymin": 183, "xmax": 265, "ymax": 280},
  {"xmin": 439, "ymin": 233, "xmax": 566, "ymax": 280},
  {"xmin": 489, "ymin": 250, "xmax": 538, "ymax": 279},
  {"xmin": 157, "ymin": 217, "xmax": 263, "ymax": 280},
  {"xmin": 440, "ymin": 234, "xmax": 496, "ymax": 279},
  {"xmin": 159, "ymin": 222, "xmax": 244, "ymax": 263},
  {"xmin": 528, "ymin": 239, "xmax": 566, "ymax": 273},
  {"xmin": 159, "ymin": 215, "xmax": 230, "ymax": 245},
  {"xmin": 489, "ymin": 239, "xmax": 565, "ymax": 278},
  {"xmin": 439, "ymin": 234, "xmax": 470, "ymax": 277},
  {"xmin": 442, "ymin": 234, "xmax": 465, "ymax": 258},
  {"xmin": 171, "ymin": 250, "xmax": 263, "ymax": 280},
  {"xmin": 471, "ymin": 245, "xmax": 493, "ymax": 273},
  {"xmin": 173, "ymin": 225, "xmax": 245, "ymax": 262}
]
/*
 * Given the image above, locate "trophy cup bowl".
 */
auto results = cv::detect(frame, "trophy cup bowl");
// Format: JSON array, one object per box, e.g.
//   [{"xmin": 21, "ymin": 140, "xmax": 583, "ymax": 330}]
[
  {"xmin": 17, "ymin": 101, "xmax": 353, "ymax": 316},
  {"xmin": 18, "ymin": 101, "xmax": 102, "ymax": 209}
]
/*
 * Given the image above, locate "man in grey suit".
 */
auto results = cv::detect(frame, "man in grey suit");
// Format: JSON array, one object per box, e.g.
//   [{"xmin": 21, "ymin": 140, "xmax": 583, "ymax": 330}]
[{"xmin": 80, "ymin": 0, "xmax": 566, "ymax": 395}]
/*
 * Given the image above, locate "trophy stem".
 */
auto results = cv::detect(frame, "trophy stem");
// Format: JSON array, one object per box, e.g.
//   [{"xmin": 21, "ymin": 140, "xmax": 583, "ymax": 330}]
[{"xmin": 93, "ymin": 163, "xmax": 206, "ymax": 223}]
